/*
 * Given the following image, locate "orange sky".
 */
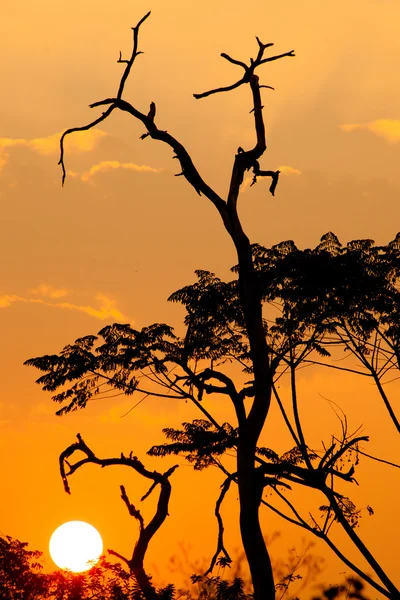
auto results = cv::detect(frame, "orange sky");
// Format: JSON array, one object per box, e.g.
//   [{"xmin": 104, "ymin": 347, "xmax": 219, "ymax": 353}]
[{"xmin": 1, "ymin": 0, "xmax": 400, "ymax": 595}]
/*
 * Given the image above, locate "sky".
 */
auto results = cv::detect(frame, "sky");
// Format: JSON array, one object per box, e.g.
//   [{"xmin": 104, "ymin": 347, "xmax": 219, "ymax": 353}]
[{"xmin": 1, "ymin": 0, "xmax": 400, "ymax": 594}]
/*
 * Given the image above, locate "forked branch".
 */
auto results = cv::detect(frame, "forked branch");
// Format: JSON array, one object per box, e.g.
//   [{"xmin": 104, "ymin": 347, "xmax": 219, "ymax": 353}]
[
  {"xmin": 59, "ymin": 433, "xmax": 178, "ymax": 600},
  {"xmin": 204, "ymin": 474, "xmax": 234, "ymax": 575},
  {"xmin": 59, "ymin": 13, "xmax": 294, "ymax": 232},
  {"xmin": 193, "ymin": 41, "xmax": 295, "ymax": 99}
]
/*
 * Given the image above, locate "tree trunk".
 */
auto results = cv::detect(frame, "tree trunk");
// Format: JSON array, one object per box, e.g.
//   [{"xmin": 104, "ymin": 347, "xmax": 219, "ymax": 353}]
[
  {"xmin": 130, "ymin": 562, "xmax": 157, "ymax": 600},
  {"xmin": 235, "ymin": 236, "xmax": 276, "ymax": 600},
  {"xmin": 238, "ymin": 442, "xmax": 275, "ymax": 600}
]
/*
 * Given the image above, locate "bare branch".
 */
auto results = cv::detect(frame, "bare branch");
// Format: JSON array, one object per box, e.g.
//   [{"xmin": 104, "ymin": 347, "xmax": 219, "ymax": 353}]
[
  {"xmin": 59, "ymin": 49, "xmax": 229, "ymax": 234},
  {"xmin": 59, "ymin": 12, "xmax": 150, "ymax": 186},
  {"xmin": 303, "ymin": 359, "xmax": 370, "ymax": 377},
  {"xmin": 255, "ymin": 37, "xmax": 274, "ymax": 51},
  {"xmin": 108, "ymin": 548, "xmax": 130, "ymax": 568},
  {"xmin": 195, "ymin": 41, "xmax": 293, "ymax": 100},
  {"xmin": 194, "ymin": 76, "xmax": 247, "ymax": 99},
  {"xmin": 117, "ymin": 11, "xmax": 150, "ymax": 100},
  {"xmin": 89, "ymin": 97, "xmax": 230, "ymax": 222},
  {"xmin": 323, "ymin": 487, "xmax": 399, "ymax": 597},
  {"xmin": 204, "ymin": 475, "xmax": 234, "ymax": 575},
  {"xmin": 120, "ymin": 485, "xmax": 145, "ymax": 530},
  {"xmin": 141, "ymin": 481, "xmax": 158, "ymax": 502},
  {"xmin": 117, "ymin": 51, "xmax": 129, "ymax": 65},
  {"xmin": 58, "ymin": 433, "xmax": 178, "ymax": 600},
  {"xmin": 250, "ymin": 161, "xmax": 280, "ymax": 196},
  {"xmin": 272, "ymin": 384, "xmax": 301, "ymax": 447},
  {"xmin": 261, "ymin": 498, "xmax": 310, "ymax": 531},
  {"xmin": 58, "ymin": 105, "xmax": 116, "ymax": 186},
  {"xmin": 357, "ymin": 449, "xmax": 400, "ymax": 469},
  {"xmin": 193, "ymin": 367, "xmax": 246, "ymax": 424},
  {"xmin": 259, "ymin": 50, "xmax": 295, "ymax": 65},
  {"xmin": 220, "ymin": 52, "xmax": 248, "ymax": 69}
]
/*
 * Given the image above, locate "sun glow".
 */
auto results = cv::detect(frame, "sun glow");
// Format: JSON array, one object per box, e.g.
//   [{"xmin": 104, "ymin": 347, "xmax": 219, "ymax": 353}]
[{"xmin": 49, "ymin": 521, "xmax": 103, "ymax": 572}]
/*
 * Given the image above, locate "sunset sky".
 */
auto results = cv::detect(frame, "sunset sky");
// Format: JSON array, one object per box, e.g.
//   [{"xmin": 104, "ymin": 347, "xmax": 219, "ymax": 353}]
[{"xmin": 1, "ymin": 0, "xmax": 400, "ymax": 594}]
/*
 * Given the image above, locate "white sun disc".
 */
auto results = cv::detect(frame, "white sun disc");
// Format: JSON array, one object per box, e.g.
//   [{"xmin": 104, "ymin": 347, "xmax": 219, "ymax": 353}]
[{"xmin": 49, "ymin": 521, "xmax": 103, "ymax": 572}]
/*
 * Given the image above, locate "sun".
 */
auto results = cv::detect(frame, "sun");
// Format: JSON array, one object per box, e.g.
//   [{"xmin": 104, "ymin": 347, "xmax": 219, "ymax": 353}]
[{"xmin": 49, "ymin": 521, "xmax": 103, "ymax": 572}]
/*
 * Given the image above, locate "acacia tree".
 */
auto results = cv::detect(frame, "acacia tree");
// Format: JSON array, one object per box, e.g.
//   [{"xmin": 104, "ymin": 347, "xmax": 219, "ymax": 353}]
[{"xmin": 25, "ymin": 12, "xmax": 400, "ymax": 600}]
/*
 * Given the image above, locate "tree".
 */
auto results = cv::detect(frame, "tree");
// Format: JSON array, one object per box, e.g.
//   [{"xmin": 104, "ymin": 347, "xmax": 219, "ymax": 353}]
[
  {"xmin": 25, "ymin": 12, "xmax": 400, "ymax": 600},
  {"xmin": 0, "ymin": 534, "xmax": 47, "ymax": 599}
]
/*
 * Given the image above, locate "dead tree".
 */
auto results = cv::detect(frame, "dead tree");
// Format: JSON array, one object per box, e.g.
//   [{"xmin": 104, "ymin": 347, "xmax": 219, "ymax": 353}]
[{"xmin": 59, "ymin": 433, "xmax": 178, "ymax": 600}]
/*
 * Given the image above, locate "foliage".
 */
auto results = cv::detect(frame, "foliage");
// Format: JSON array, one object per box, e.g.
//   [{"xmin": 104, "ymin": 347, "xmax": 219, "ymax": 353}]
[
  {"xmin": 0, "ymin": 534, "xmax": 46, "ymax": 600},
  {"xmin": 0, "ymin": 535, "xmax": 174, "ymax": 600},
  {"xmin": 0, "ymin": 533, "xmax": 376, "ymax": 600},
  {"xmin": 148, "ymin": 420, "xmax": 238, "ymax": 470},
  {"xmin": 189, "ymin": 575, "xmax": 252, "ymax": 600},
  {"xmin": 311, "ymin": 576, "xmax": 371, "ymax": 600},
  {"xmin": 250, "ymin": 232, "xmax": 400, "ymax": 358},
  {"xmin": 26, "ymin": 233, "xmax": 400, "ymax": 415}
]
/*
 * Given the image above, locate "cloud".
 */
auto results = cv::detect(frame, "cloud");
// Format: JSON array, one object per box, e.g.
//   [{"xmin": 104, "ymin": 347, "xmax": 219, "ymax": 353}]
[
  {"xmin": 29, "ymin": 284, "xmax": 69, "ymax": 299},
  {"xmin": 0, "ymin": 132, "xmax": 159, "ymax": 181},
  {"xmin": 340, "ymin": 119, "xmax": 400, "ymax": 143},
  {"xmin": 278, "ymin": 165, "xmax": 302, "ymax": 176},
  {"xmin": 0, "ymin": 290, "xmax": 127, "ymax": 321},
  {"xmin": 0, "ymin": 130, "xmax": 107, "ymax": 168},
  {"xmin": 0, "ymin": 150, "xmax": 8, "ymax": 173},
  {"xmin": 0, "ymin": 295, "xmax": 24, "ymax": 308},
  {"xmin": 81, "ymin": 160, "xmax": 162, "ymax": 182},
  {"xmin": 56, "ymin": 294, "xmax": 127, "ymax": 321}
]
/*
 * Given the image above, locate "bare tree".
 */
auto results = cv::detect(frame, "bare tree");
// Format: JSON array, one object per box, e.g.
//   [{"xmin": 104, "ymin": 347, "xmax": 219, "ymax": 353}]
[{"xmin": 59, "ymin": 433, "xmax": 177, "ymax": 600}]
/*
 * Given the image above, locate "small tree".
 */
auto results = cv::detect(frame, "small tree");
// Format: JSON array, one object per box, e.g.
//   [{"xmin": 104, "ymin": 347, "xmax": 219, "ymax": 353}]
[{"xmin": 26, "ymin": 12, "xmax": 400, "ymax": 600}]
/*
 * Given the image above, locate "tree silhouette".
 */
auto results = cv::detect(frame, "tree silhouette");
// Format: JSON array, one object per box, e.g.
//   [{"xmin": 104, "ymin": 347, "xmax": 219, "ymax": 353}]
[
  {"xmin": 58, "ymin": 433, "xmax": 177, "ymax": 600},
  {"xmin": 0, "ymin": 534, "xmax": 47, "ymax": 599},
  {"xmin": 0, "ymin": 531, "xmax": 360, "ymax": 600},
  {"xmin": 25, "ymin": 12, "xmax": 400, "ymax": 600}
]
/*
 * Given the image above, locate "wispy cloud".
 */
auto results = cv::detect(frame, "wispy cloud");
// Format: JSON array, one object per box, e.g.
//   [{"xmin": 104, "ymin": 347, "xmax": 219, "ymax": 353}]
[
  {"xmin": 0, "ymin": 130, "xmax": 107, "ymax": 170},
  {"xmin": 56, "ymin": 294, "xmax": 127, "ymax": 321},
  {"xmin": 29, "ymin": 284, "xmax": 69, "ymax": 299},
  {"xmin": 278, "ymin": 165, "xmax": 302, "ymax": 176},
  {"xmin": 0, "ymin": 150, "xmax": 8, "ymax": 173},
  {"xmin": 340, "ymin": 119, "xmax": 400, "ymax": 143},
  {"xmin": 0, "ymin": 295, "xmax": 23, "ymax": 308},
  {"xmin": 81, "ymin": 160, "xmax": 162, "ymax": 182},
  {"xmin": 0, "ymin": 289, "xmax": 127, "ymax": 321}
]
